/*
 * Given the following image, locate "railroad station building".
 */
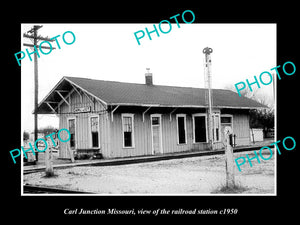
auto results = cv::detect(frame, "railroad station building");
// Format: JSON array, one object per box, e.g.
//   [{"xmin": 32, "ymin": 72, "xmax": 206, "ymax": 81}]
[{"xmin": 36, "ymin": 72, "xmax": 265, "ymax": 159}]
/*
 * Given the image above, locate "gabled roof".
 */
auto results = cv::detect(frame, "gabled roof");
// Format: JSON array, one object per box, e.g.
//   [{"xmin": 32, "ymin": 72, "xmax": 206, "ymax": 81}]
[{"xmin": 36, "ymin": 76, "xmax": 266, "ymax": 114}]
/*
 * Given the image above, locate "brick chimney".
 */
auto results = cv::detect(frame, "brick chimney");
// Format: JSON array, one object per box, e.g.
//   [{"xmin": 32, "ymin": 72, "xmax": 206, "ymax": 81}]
[{"xmin": 145, "ymin": 68, "xmax": 153, "ymax": 85}]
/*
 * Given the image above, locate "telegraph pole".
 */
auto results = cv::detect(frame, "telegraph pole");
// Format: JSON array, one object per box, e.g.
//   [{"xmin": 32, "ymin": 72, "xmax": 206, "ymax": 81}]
[{"xmin": 23, "ymin": 25, "xmax": 55, "ymax": 162}]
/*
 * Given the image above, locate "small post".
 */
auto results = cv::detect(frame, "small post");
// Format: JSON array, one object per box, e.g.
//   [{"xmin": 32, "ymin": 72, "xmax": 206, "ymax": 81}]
[
  {"xmin": 45, "ymin": 136, "xmax": 54, "ymax": 176},
  {"xmin": 224, "ymin": 126, "xmax": 235, "ymax": 188},
  {"xmin": 67, "ymin": 142, "xmax": 75, "ymax": 163}
]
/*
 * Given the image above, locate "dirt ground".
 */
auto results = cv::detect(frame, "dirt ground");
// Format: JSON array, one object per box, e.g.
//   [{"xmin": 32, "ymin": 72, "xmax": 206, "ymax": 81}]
[{"xmin": 23, "ymin": 150, "xmax": 275, "ymax": 195}]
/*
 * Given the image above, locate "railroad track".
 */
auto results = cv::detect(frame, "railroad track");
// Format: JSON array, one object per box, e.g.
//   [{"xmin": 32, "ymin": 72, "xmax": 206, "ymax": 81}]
[{"xmin": 23, "ymin": 185, "xmax": 94, "ymax": 194}]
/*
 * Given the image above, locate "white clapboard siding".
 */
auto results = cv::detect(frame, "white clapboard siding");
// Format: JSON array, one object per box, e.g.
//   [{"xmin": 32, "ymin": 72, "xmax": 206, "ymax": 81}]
[{"xmin": 58, "ymin": 90, "xmax": 252, "ymax": 159}]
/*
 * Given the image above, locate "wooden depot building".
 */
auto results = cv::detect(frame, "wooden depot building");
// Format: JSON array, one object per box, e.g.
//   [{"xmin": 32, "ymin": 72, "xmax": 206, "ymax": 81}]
[{"xmin": 36, "ymin": 71, "xmax": 265, "ymax": 159}]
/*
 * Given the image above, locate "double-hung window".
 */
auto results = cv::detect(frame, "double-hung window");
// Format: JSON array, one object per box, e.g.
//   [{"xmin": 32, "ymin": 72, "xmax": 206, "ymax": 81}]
[
  {"xmin": 122, "ymin": 114, "xmax": 135, "ymax": 148},
  {"xmin": 212, "ymin": 113, "xmax": 221, "ymax": 142},
  {"xmin": 90, "ymin": 116, "xmax": 99, "ymax": 148},
  {"xmin": 221, "ymin": 115, "xmax": 232, "ymax": 127}
]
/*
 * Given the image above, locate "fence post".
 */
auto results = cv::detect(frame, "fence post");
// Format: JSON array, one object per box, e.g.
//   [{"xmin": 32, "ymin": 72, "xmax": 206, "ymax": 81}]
[
  {"xmin": 224, "ymin": 126, "xmax": 235, "ymax": 188},
  {"xmin": 45, "ymin": 137, "xmax": 54, "ymax": 176},
  {"xmin": 67, "ymin": 143, "xmax": 75, "ymax": 163}
]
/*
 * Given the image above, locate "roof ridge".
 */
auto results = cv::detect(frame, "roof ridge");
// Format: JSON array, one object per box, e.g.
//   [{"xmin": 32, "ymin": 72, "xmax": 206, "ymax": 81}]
[{"xmin": 64, "ymin": 76, "xmax": 231, "ymax": 91}]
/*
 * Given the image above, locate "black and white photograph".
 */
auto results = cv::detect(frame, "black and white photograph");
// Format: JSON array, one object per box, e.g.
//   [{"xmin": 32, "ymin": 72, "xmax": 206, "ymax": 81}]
[
  {"xmin": 20, "ymin": 23, "xmax": 276, "ymax": 195},
  {"xmin": 4, "ymin": 4, "xmax": 298, "ymax": 221}
]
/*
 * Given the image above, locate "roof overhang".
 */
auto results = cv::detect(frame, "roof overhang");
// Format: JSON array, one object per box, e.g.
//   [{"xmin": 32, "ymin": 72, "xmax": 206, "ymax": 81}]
[
  {"xmin": 35, "ymin": 77, "xmax": 108, "ymax": 114},
  {"xmin": 109, "ymin": 103, "xmax": 267, "ymax": 110}
]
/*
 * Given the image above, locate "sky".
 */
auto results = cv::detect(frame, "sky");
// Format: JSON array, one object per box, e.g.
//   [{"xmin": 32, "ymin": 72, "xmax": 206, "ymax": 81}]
[{"xmin": 21, "ymin": 23, "xmax": 276, "ymax": 132}]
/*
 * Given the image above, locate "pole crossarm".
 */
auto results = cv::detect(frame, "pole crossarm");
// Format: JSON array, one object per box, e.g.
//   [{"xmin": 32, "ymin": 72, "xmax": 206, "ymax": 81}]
[
  {"xmin": 28, "ymin": 25, "xmax": 43, "ymax": 33},
  {"xmin": 23, "ymin": 33, "xmax": 55, "ymax": 42},
  {"xmin": 23, "ymin": 43, "xmax": 56, "ymax": 50}
]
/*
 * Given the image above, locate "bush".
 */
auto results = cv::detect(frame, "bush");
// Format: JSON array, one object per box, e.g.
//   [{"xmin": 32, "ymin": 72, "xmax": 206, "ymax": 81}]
[{"xmin": 250, "ymin": 108, "xmax": 274, "ymax": 136}]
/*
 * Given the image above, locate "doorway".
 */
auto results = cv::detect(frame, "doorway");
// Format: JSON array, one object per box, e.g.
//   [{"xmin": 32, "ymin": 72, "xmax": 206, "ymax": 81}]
[
  {"xmin": 192, "ymin": 114, "xmax": 207, "ymax": 143},
  {"xmin": 151, "ymin": 114, "xmax": 163, "ymax": 154}
]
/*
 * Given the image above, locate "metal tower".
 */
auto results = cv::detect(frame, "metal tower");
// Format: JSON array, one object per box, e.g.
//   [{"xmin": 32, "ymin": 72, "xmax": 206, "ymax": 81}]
[{"xmin": 203, "ymin": 47, "xmax": 213, "ymax": 149}]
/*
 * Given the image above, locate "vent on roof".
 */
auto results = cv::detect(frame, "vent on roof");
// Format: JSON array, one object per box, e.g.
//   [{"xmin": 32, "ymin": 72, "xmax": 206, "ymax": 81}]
[{"xmin": 145, "ymin": 68, "xmax": 153, "ymax": 85}]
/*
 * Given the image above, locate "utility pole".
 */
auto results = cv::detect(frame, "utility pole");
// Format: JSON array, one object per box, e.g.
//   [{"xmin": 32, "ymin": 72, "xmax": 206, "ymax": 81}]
[
  {"xmin": 23, "ymin": 25, "xmax": 55, "ymax": 162},
  {"xmin": 203, "ymin": 47, "xmax": 213, "ymax": 150}
]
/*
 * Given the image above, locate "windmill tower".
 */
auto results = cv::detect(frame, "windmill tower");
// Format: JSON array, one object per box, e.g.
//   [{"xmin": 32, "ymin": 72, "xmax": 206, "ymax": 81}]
[{"xmin": 203, "ymin": 47, "xmax": 213, "ymax": 150}]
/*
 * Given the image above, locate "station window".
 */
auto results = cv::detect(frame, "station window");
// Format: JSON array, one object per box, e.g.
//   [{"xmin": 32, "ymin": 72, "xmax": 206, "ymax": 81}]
[
  {"xmin": 212, "ymin": 114, "xmax": 221, "ymax": 142},
  {"xmin": 90, "ymin": 116, "xmax": 99, "ymax": 148},
  {"xmin": 122, "ymin": 114, "xmax": 135, "ymax": 148}
]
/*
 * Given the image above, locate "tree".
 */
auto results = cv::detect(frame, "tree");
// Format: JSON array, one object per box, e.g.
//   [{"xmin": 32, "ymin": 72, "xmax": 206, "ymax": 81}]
[
  {"xmin": 249, "ymin": 108, "xmax": 274, "ymax": 133},
  {"xmin": 23, "ymin": 131, "xmax": 30, "ymax": 141},
  {"xmin": 39, "ymin": 126, "xmax": 58, "ymax": 136},
  {"xmin": 223, "ymin": 84, "xmax": 274, "ymax": 136}
]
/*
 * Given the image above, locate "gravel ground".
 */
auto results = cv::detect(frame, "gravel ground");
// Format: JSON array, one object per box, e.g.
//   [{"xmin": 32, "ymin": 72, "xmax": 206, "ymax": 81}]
[{"xmin": 23, "ymin": 150, "xmax": 275, "ymax": 195}]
